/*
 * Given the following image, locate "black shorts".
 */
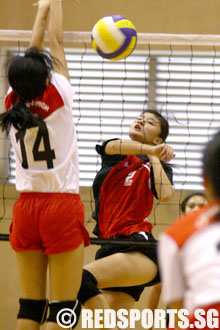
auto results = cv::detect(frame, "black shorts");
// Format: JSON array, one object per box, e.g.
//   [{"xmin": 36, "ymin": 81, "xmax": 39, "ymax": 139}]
[{"xmin": 95, "ymin": 232, "xmax": 160, "ymax": 301}]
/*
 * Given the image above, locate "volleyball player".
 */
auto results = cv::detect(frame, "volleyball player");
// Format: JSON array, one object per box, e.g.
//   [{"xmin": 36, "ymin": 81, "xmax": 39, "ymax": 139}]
[
  {"xmin": 0, "ymin": 0, "xmax": 89, "ymax": 329},
  {"xmin": 146, "ymin": 191, "xmax": 208, "ymax": 319},
  {"xmin": 158, "ymin": 131, "xmax": 220, "ymax": 330},
  {"xmin": 180, "ymin": 191, "xmax": 208, "ymax": 214},
  {"xmin": 78, "ymin": 110, "xmax": 175, "ymax": 314}
]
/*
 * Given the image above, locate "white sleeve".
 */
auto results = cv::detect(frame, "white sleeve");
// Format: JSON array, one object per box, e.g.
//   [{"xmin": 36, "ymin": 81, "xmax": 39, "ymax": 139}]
[
  {"xmin": 158, "ymin": 233, "xmax": 186, "ymax": 304},
  {"xmin": 52, "ymin": 72, "xmax": 75, "ymax": 111}
]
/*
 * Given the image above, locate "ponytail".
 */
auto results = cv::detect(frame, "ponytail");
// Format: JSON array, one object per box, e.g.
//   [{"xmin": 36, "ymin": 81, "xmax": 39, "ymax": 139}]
[
  {"xmin": 1, "ymin": 47, "xmax": 53, "ymax": 134},
  {"xmin": 0, "ymin": 98, "xmax": 44, "ymax": 135}
]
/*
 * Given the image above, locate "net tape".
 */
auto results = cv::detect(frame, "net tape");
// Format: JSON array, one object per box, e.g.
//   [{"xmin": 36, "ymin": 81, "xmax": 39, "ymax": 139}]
[{"xmin": 2, "ymin": 30, "xmax": 220, "ymax": 46}]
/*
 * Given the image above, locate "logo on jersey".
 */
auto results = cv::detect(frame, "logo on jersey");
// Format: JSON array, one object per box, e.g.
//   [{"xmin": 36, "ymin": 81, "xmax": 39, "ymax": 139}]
[
  {"xmin": 26, "ymin": 100, "xmax": 49, "ymax": 112},
  {"xmin": 5, "ymin": 82, "xmax": 64, "ymax": 119},
  {"xmin": 124, "ymin": 170, "xmax": 137, "ymax": 186}
]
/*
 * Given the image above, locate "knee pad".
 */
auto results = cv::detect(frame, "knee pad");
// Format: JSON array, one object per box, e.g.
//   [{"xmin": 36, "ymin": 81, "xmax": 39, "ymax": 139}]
[
  {"xmin": 17, "ymin": 298, "xmax": 48, "ymax": 324},
  {"xmin": 47, "ymin": 299, "xmax": 81, "ymax": 329},
  {"xmin": 78, "ymin": 269, "xmax": 102, "ymax": 304}
]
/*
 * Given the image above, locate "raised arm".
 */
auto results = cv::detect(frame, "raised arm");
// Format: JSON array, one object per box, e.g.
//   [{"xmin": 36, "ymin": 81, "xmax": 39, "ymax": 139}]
[
  {"xmin": 105, "ymin": 139, "xmax": 174, "ymax": 162},
  {"xmin": 148, "ymin": 153, "xmax": 174, "ymax": 202},
  {"xmin": 105, "ymin": 139, "xmax": 174, "ymax": 202},
  {"xmin": 48, "ymin": 0, "xmax": 69, "ymax": 80},
  {"xmin": 29, "ymin": 0, "xmax": 50, "ymax": 49},
  {"xmin": 105, "ymin": 139, "xmax": 163, "ymax": 157}
]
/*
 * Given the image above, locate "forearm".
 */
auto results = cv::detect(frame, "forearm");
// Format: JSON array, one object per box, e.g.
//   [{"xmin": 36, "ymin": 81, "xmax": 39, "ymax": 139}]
[
  {"xmin": 30, "ymin": 2, "xmax": 50, "ymax": 48},
  {"xmin": 49, "ymin": 0, "xmax": 63, "ymax": 46},
  {"xmin": 106, "ymin": 140, "xmax": 174, "ymax": 201},
  {"xmin": 48, "ymin": 0, "xmax": 69, "ymax": 79},
  {"xmin": 105, "ymin": 139, "xmax": 154, "ymax": 156},
  {"xmin": 149, "ymin": 155, "xmax": 174, "ymax": 202}
]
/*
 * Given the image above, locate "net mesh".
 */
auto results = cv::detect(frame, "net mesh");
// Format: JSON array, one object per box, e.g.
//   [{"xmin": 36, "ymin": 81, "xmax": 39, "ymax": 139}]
[{"xmin": 1, "ymin": 30, "xmax": 220, "ymax": 240}]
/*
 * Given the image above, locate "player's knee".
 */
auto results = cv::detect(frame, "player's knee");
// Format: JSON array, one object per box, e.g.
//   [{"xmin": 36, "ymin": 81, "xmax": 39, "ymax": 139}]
[
  {"xmin": 17, "ymin": 298, "xmax": 48, "ymax": 324},
  {"xmin": 78, "ymin": 269, "xmax": 102, "ymax": 304},
  {"xmin": 47, "ymin": 299, "xmax": 81, "ymax": 329}
]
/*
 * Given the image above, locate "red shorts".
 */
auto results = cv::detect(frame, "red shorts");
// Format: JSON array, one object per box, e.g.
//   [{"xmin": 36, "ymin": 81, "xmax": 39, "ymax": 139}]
[{"xmin": 10, "ymin": 192, "xmax": 90, "ymax": 254}]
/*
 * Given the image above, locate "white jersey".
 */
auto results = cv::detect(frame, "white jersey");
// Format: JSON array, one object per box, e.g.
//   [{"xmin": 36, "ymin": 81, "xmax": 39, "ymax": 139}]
[
  {"xmin": 158, "ymin": 203, "xmax": 220, "ymax": 313},
  {"xmin": 5, "ymin": 72, "xmax": 79, "ymax": 193}
]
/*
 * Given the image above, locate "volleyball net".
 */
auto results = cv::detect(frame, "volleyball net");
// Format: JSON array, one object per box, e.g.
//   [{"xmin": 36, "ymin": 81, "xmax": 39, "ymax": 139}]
[{"xmin": 1, "ymin": 30, "xmax": 220, "ymax": 242}]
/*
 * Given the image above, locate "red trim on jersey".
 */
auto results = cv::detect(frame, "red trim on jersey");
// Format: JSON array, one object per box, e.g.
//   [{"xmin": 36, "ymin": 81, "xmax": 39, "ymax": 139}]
[
  {"xmin": 98, "ymin": 155, "xmax": 154, "ymax": 238},
  {"xmin": 165, "ymin": 202, "xmax": 220, "ymax": 248},
  {"xmin": 5, "ymin": 83, "xmax": 64, "ymax": 119},
  {"xmin": 5, "ymin": 90, "xmax": 18, "ymax": 111}
]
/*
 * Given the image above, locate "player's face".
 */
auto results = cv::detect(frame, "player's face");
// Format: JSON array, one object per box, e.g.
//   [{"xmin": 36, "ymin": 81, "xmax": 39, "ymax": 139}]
[
  {"xmin": 184, "ymin": 195, "xmax": 208, "ymax": 214},
  {"xmin": 129, "ymin": 113, "xmax": 162, "ymax": 145}
]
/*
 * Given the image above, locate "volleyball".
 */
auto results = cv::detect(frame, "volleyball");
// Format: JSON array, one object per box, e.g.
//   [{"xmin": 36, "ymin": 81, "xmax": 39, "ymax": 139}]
[{"xmin": 91, "ymin": 15, "xmax": 137, "ymax": 61}]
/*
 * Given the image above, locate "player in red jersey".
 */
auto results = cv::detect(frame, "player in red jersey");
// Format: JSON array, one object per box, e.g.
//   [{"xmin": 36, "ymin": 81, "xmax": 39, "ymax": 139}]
[
  {"xmin": 0, "ymin": 1, "xmax": 89, "ymax": 329},
  {"xmin": 78, "ymin": 109, "xmax": 175, "ymax": 313},
  {"xmin": 158, "ymin": 131, "xmax": 220, "ymax": 330}
]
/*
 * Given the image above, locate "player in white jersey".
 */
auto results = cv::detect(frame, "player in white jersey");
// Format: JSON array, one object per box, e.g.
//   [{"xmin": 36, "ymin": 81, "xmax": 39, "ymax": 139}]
[
  {"xmin": 0, "ymin": 1, "xmax": 89, "ymax": 329},
  {"xmin": 145, "ymin": 192, "xmax": 208, "ymax": 323},
  {"xmin": 5, "ymin": 72, "xmax": 80, "ymax": 193},
  {"xmin": 158, "ymin": 131, "xmax": 220, "ymax": 330}
]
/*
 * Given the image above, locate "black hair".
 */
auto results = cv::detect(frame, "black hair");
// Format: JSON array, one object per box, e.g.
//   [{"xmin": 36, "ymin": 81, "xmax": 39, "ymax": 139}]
[
  {"xmin": 180, "ymin": 192, "xmax": 207, "ymax": 213},
  {"xmin": 203, "ymin": 131, "xmax": 220, "ymax": 200},
  {"xmin": 0, "ymin": 47, "xmax": 53, "ymax": 134},
  {"xmin": 142, "ymin": 109, "xmax": 169, "ymax": 141}
]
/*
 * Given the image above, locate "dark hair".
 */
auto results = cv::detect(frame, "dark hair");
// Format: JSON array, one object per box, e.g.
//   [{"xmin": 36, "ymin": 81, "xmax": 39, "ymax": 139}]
[
  {"xmin": 0, "ymin": 47, "xmax": 53, "ymax": 134},
  {"xmin": 142, "ymin": 109, "xmax": 169, "ymax": 141},
  {"xmin": 180, "ymin": 192, "xmax": 207, "ymax": 213},
  {"xmin": 203, "ymin": 131, "xmax": 220, "ymax": 200}
]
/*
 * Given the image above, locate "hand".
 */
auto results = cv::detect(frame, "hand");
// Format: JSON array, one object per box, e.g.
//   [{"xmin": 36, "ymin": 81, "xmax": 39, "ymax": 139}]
[
  {"xmin": 159, "ymin": 143, "xmax": 175, "ymax": 162},
  {"xmin": 150, "ymin": 144, "xmax": 175, "ymax": 162},
  {"xmin": 33, "ymin": 0, "xmax": 51, "ymax": 8},
  {"xmin": 33, "ymin": 0, "xmax": 80, "ymax": 7}
]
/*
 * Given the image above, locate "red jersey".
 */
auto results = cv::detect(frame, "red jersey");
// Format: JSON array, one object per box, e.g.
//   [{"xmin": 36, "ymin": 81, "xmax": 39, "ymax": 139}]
[
  {"xmin": 99, "ymin": 154, "xmax": 154, "ymax": 238},
  {"xmin": 92, "ymin": 139, "xmax": 173, "ymax": 238}
]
